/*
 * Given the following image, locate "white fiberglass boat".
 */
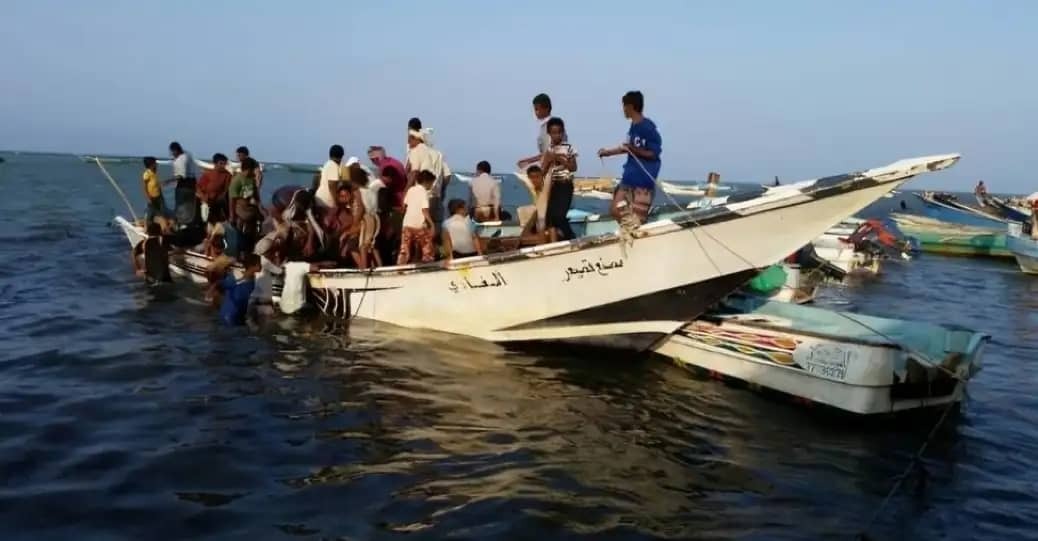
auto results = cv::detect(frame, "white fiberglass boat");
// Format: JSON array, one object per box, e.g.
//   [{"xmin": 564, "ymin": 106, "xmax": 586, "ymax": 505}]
[
  {"xmin": 306, "ymin": 154, "xmax": 959, "ymax": 350},
  {"xmin": 653, "ymin": 295, "xmax": 987, "ymax": 415}
]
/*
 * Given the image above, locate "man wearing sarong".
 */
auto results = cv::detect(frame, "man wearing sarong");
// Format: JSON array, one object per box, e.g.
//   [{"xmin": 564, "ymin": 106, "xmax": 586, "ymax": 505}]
[{"xmin": 598, "ymin": 91, "xmax": 663, "ymax": 226}]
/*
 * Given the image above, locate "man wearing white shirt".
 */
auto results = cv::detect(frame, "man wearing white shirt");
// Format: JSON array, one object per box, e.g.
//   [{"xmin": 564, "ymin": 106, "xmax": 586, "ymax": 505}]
[
  {"xmin": 469, "ymin": 160, "xmax": 501, "ymax": 222},
  {"xmin": 317, "ymin": 144, "xmax": 344, "ymax": 211},
  {"xmin": 406, "ymin": 130, "xmax": 451, "ymax": 240},
  {"xmin": 169, "ymin": 141, "xmax": 201, "ymax": 229}
]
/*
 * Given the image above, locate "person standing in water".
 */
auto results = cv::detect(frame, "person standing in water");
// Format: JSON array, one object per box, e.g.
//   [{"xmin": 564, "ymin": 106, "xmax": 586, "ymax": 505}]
[
  {"xmin": 131, "ymin": 222, "xmax": 172, "ymax": 284},
  {"xmin": 598, "ymin": 91, "xmax": 662, "ymax": 226}
]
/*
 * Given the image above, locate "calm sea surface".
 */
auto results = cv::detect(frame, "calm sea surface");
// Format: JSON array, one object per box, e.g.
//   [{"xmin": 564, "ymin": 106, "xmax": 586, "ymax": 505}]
[{"xmin": 1, "ymin": 153, "xmax": 1036, "ymax": 540}]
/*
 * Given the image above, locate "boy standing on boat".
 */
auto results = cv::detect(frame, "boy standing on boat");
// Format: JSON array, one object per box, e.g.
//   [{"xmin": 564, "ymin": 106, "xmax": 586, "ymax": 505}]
[
  {"xmin": 398, "ymin": 170, "xmax": 437, "ymax": 264},
  {"xmin": 598, "ymin": 91, "xmax": 663, "ymax": 226},
  {"xmin": 517, "ymin": 93, "xmax": 563, "ymax": 169},
  {"xmin": 141, "ymin": 156, "xmax": 166, "ymax": 223},
  {"xmin": 542, "ymin": 117, "xmax": 578, "ymax": 241}
]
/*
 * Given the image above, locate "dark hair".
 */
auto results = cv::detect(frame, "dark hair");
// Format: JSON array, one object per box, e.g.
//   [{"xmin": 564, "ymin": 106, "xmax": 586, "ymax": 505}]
[
  {"xmin": 526, "ymin": 164, "xmax": 542, "ymax": 175},
  {"xmin": 546, "ymin": 117, "xmax": 565, "ymax": 133},
  {"xmin": 212, "ymin": 153, "xmax": 228, "ymax": 163},
  {"xmin": 146, "ymin": 222, "xmax": 161, "ymax": 236},
  {"xmin": 476, "ymin": 161, "xmax": 491, "ymax": 174},
  {"xmin": 532, "ymin": 93, "xmax": 552, "ymax": 112},
  {"xmin": 241, "ymin": 253, "xmax": 261, "ymax": 268},
  {"xmin": 337, "ymin": 184, "xmax": 352, "ymax": 195},
  {"xmin": 329, "ymin": 144, "xmax": 345, "ymax": 159},
  {"xmin": 168, "ymin": 141, "xmax": 183, "ymax": 153},
  {"xmin": 622, "ymin": 91, "xmax": 645, "ymax": 113},
  {"xmin": 143, "ymin": 156, "xmax": 157, "ymax": 167},
  {"xmin": 447, "ymin": 198, "xmax": 466, "ymax": 214},
  {"xmin": 236, "ymin": 146, "xmax": 249, "ymax": 156},
  {"xmin": 241, "ymin": 157, "xmax": 259, "ymax": 172},
  {"xmin": 408, "ymin": 117, "xmax": 422, "ymax": 131},
  {"xmin": 349, "ymin": 164, "xmax": 369, "ymax": 187},
  {"xmin": 417, "ymin": 170, "xmax": 436, "ymax": 184}
]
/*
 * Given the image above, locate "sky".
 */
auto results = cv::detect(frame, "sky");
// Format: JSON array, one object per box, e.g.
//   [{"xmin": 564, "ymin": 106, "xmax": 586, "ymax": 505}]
[{"xmin": 2, "ymin": 0, "xmax": 1036, "ymax": 190}]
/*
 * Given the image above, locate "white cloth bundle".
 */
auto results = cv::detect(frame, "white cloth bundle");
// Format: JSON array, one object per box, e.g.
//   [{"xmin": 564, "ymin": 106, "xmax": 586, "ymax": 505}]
[{"xmin": 279, "ymin": 262, "xmax": 311, "ymax": 315}]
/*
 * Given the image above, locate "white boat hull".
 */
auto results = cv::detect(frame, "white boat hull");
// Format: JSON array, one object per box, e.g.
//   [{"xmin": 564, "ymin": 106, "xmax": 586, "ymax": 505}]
[
  {"xmin": 655, "ymin": 331, "xmax": 969, "ymax": 415},
  {"xmin": 309, "ymin": 155, "xmax": 960, "ymax": 348}
]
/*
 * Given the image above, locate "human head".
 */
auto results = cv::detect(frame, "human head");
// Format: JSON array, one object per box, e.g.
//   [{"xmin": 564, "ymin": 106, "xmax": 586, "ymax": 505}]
[
  {"xmin": 532, "ymin": 93, "xmax": 552, "ymax": 120},
  {"xmin": 336, "ymin": 184, "xmax": 353, "ymax": 205},
  {"xmin": 448, "ymin": 198, "xmax": 467, "ymax": 216},
  {"xmin": 236, "ymin": 146, "xmax": 250, "ymax": 162},
  {"xmin": 408, "ymin": 117, "xmax": 422, "ymax": 131},
  {"xmin": 622, "ymin": 91, "xmax": 645, "ymax": 119},
  {"xmin": 241, "ymin": 157, "xmax": 259, "ymax": 177},
  {"xmin": 143, "ymin": 156, "xmax": 157, "ymax": 170},
  {"xmin": 169, "ymin": 141, "xmax": 183, "ymax": 157},
  {"xmin": 407, "ymin": 130, "xmax": 425, "ymax": 149},
  {"xmin": 417, "ymin": 169, "xmax": 436, "ymax": 187},
  {"xmin": 476, "ymin": 161, "xmax": 491, "ymax": 175},
  {"xmin": 546, "ymin": 117, "xmax": 565, "ymax": 144},
  {"xmin": 329, "ymin": 144, "xmax": 345, "ymax": 162},
  {"xmin": 212, "ymin": 153, "xmax": 228, "ymax": 171},
  {"xmin": 349, "ymin": 163, "xmax": 369, "ymax": 187},
  {"xmin": 367, "ymin": 145, "xmax": 386, "ymax": 163},
  {"xmin": 146, "ymin": 221, "xmax": 162, "ymax": 236},
  {"xmin": 526, "ymin": 165, "xmax": 544, "ymax": 189},
  {"xmin": 241, "ymin": 252, "xmax": 261, "ymax": 272}
]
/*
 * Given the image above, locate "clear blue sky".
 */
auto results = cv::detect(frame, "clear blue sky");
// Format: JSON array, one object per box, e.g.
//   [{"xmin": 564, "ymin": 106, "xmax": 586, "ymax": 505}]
[{"xmin": 3, "ymin": 0, "xmax": 1036, "ymax": 190}]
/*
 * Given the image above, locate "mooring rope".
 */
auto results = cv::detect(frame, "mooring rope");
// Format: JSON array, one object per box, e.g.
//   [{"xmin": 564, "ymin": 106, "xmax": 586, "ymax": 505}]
[{"xmin": 93, "ymin": 157, "xmax": 139, "ymax": 223}]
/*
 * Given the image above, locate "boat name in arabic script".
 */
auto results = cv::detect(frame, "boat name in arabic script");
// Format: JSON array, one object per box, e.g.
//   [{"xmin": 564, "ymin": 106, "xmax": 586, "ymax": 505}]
[
  {"xmin": 564, "ymin": 257, "xmax": 625, "ymax": 282},
  {"xmin": 449, "ymin": 271, "xmax": 509, "ymax": 293}
]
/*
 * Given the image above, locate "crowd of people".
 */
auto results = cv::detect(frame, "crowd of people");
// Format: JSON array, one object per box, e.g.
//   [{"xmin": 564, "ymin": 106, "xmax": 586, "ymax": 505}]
[{"xmin": 130, "ymin": 90, "xmax": 664, "ymax": 325}]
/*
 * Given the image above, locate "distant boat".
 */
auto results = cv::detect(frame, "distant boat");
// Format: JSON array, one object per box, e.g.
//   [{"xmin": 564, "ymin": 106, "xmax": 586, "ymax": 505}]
[
  {"xmin": 889, "ymin": 213, "xmax": 1012, "ymax": 258},
  {"xmin": 914, "ymin": 192, "xmax": 1008, "ymax": 228}
]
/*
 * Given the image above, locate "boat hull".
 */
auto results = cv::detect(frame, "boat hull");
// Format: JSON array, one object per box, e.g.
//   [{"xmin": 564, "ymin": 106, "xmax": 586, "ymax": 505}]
[
  {"xmin": 653, "ymin": 298, "xmax": 987, "ymax": 415},
  {"xmin": 1007, "ymin": 233, "xmax": 1038, "ymax": 274},
  {"xmin": 889, "ymin": 214, "xmax": 1011, "ymax": 258},
  {"xmin": 310, "ymin": 161, "xmax": 941, "ymax": 348}
]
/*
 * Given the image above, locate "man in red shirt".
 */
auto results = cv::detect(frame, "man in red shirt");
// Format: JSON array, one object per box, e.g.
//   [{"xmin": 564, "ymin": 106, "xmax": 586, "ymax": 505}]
[
  {"xmin": 197, "ymin": 153, "xmax": 233, "ymax": 224},
  {"xmin": 368, "ymin": 146, "xmax": 407, "ymax": 209}
]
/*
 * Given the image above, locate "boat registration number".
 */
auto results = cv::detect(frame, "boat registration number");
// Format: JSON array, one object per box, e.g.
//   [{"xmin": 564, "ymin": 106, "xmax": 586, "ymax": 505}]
[{"xmin": 794, "ymin": 342, "xmax": 857, "ymax": 382}]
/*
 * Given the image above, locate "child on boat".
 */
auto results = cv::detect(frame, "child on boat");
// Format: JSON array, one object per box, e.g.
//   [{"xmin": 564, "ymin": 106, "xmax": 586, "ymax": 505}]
[
  {"xmin": 397, "ymin": 170, "xmax": 437, "ymax": 264},
  {"xmin": 542, "ymin": 117, "xmax": 578, "ymax": 242},
  {"xmin": 141, "ymin": 156, "xmax": 167, "ymax": 223},
  {"xmin": 442, "ymin": 199, "xmax": 483, "ymax": 261},
  {"xmin": 132, "ymin": 222, "xmax": 172, "ymax": 284},
  {"xmin": 218, "ymin": 253, "xmax": 262, "ymax": 326}
]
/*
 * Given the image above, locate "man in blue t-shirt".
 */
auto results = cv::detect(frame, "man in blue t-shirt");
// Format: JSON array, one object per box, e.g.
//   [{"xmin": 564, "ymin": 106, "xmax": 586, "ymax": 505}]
[
  {"xmin": 218, "ymin": 253, "xmax": 262, "ymax": 326},
  {"xmin": 598, "ymin": 90, "xmax": 663, "ymax": 225}
]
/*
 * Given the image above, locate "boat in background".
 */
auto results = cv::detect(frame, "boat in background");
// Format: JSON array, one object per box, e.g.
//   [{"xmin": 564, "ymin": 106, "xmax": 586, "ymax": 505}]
[
  {"xmin": 1007, "ymin": 223, "xmax": 1038, "ymax": 274},
  {"xmin": 915, "ymin": 192, "xmax": 1008, "ymax": 228},
  {"xmin": 889, "ymin": 213, "xmax": 1011, "ymax": 258},
  {"xmin": 653, "ymin": 294, "xmax": 988, "ymax": 415},
  {"xmin": 308, "ymin": 154, "xmax": 960, "ymax": 349}
]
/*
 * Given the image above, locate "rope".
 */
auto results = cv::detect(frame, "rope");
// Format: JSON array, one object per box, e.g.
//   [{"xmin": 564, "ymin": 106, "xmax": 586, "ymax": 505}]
[
  {"xmin": 94, "ymin": 157, "xmax": 139, "ymax": 223},
  {"xmin": 856, "ymin": 398, "xmax": 958, "ymax": 540}
]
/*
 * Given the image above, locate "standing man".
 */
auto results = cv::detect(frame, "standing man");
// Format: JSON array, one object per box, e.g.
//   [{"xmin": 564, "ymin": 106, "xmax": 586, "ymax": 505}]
[
  {"xmin": 197, "ymin": 153, "xmax": 232, "ymax": 224},
  {"xmin": 517, "ymin": 93, "xmax": 561, "ymax": 170},
  {"xmin": 169, "ymin": 141, "xmax": 201, "ymax": 229},
  {"xmin": 236, "ymin": 146, "xmax": 263, "ymax": 196},
  {"xmin": 406, "ymin": 130, "xmax": 451, "ymax": 239},
  {"xmin": 317, "ymin": 144, "xmax": 345, "ymax": 211},
  {"xmin": 598, "ymin": 91, "xmax": 662, "ymax": 226},
  {"xmin": 368, "ymin": 146, "xmax": 407, "ymax": 208},
  {"xmin": 974, "ymin": 180, "xmax": 988, "ymax": 206}
]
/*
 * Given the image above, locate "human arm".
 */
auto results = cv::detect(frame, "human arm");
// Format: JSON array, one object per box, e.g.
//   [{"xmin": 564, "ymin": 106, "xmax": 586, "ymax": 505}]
[
  {"xmin": 422, "ymin": 208, "xmax": 433, "ymax": 229},
  {"xmin": 597, "ymin": 146, "xmax": 626, "ymax": 158},
  {"xmin": 491, "ymin": 181, "xmax": 501, "ymax": 220}
]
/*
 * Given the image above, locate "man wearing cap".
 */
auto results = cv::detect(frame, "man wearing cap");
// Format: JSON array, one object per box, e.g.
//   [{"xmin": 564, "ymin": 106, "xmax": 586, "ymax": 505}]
[{"xmin": 406, "ymin": 129, "xmax": 452, "ymax": 239}]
